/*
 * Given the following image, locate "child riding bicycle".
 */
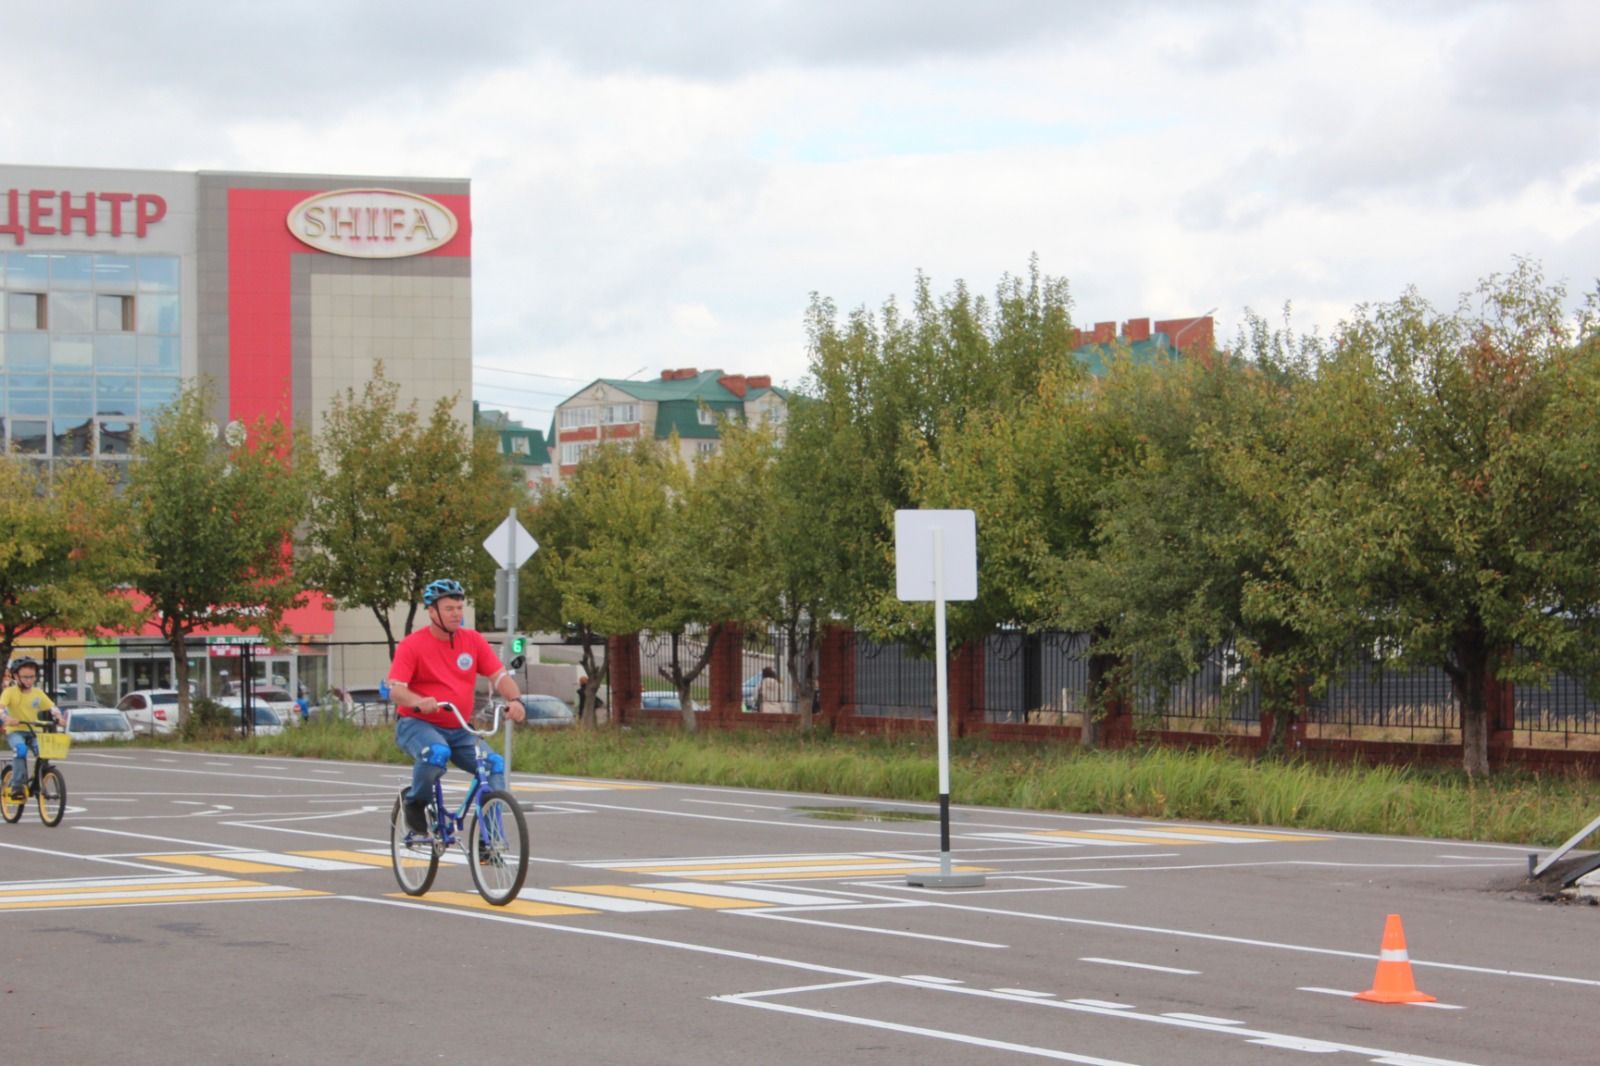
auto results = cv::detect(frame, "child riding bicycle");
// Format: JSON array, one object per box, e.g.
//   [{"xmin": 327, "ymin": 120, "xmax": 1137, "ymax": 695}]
[
  {"xmin": 1, "ymin": 657, "xmax": 65, "ymax": 799},
  {"xmin": 388, "ymin": 578, "xmax": 527, "ymax": 833}
]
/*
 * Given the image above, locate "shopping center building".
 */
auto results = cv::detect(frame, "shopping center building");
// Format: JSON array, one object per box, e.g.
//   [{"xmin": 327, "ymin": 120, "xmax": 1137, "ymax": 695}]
[{"xmin": 0, "ymin": 164, "xmax": 473, "ymax": 704}]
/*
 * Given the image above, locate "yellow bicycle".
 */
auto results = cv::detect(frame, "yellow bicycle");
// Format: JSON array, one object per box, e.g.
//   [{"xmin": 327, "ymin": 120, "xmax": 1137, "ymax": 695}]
[{"xmin": 1, "ymin": 722, "xmax": 70, "ymax": 827}]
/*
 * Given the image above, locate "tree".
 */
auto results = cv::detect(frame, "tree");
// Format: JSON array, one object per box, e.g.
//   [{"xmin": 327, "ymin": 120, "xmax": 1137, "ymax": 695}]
[
  {"xmin": 550, "ymin": 441, "xmax": 676, "ymax": 726},
  {"xmin": 0, "ymin": 458, "xmax": 145, "ymax": 666},
  {"xmin": 303, "ymin": 366, "xmax": 522, "ymax": 658},
  {"xmin": 1274, "ymin": 262, "xmax": 1600, "ymax": 775},
  {"xmin": 653, "ymin": 423, "xmax": 779, "ymax": 728},
  {"xmin": 802, "ymin": 258, "xmax": 1075, "ymax": 640},
  {"xmin": 126, "ymin": 386, "xmax": 309, "ymax": 726},
  {"xmin": 523, "ymin": 486, "xmax": 610, "ymax": 724}
]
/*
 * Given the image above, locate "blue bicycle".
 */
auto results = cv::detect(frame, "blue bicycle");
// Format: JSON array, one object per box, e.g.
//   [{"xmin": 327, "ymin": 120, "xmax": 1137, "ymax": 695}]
[{"xmin": 389, "ymin": 702, "xmax": 529, "ymax": 905}]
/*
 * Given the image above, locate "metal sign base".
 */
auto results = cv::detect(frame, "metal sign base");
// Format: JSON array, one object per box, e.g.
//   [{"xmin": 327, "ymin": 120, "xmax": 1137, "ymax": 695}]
[{"xmin": 906, "ymin": 852, "xmax": 986, "ymax": 888}]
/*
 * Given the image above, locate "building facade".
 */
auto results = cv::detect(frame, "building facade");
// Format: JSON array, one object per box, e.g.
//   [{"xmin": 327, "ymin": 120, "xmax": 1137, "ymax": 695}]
[
  {"xmin": 0, "ymin": 164, "xmax": 474, "ymax": 704},
  {"xmin": 553, "ymin": 367, "xmax": 788, "ymax": 481}
]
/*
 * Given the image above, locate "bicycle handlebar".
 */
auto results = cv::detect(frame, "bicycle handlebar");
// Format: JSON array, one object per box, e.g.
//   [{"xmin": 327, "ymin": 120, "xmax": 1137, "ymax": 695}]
[{"xmin": 436, "ymin": 701, "xmax": 506, "ymax": 737}]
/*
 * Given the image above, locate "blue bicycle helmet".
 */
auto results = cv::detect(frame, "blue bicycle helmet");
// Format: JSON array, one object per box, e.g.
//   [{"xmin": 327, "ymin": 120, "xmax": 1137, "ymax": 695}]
[{"xmin": 422, "ymin": 578, "xmax": 466, "ymax": 607}]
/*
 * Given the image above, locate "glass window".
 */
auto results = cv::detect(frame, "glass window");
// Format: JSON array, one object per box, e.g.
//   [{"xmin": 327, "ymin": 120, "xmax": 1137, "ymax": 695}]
[
  {"xmin": 95, "ymin": 334, "xmax": 138, "ymax": 369},
  {"xmin": 49, "ymin": 254, "xmax": 94, "ymax": 290},
  {"xmin": 7, "ymin": 335, "xmax": 49, "ymax": 370},
  {"xmin": 137, "ymin": 257, "xmax": 180, "ymax": 293},
  {"xmin": 53, "ymin": 374, "xmax": 93, "ymax": 417},
  {"xmin": 10, "ymin": 419, "xmax": 47, "ymax": 454},
  {"xmin": 51, "ymin": 334, "xmax": 94, "ymax": 368},
  {"xmin": 7, "ymin": 293, "xmax": 44, "ymax": 331},
  {"xmin": 136, "ymin": 294, "xmax": 179, "ymax": 335},
  {"xmin": 49, "ymin": 292, "xmax": 93, "ymax": 333},
  {"xmin": 697, "ymin": 407, "xmax": 715, "ymax": 425},
  {"xmin": 96, "ymin": 375, "xmax": 137, "ymax": 415},
  {"xmin": 98, "ymin": 418, "xmax": 136, "ymax": 457},
  {"xmin": 54, "ymin": 417, "xmax": 94, "ymax": 457},
  {"xmin": 510, "ymin": 436, "xmax": 530, "ymax": 455},
  {"xmin": 93, "ymin": 255, "xmax": 137, "ymax": 292},
  {"xmin": 0, "ymin": 336, "xmax": 5, "ymax": 369},
  {"xmin": 139, "ymin": 376, "xmax": 180, "ymax": 412},
  {"xmin": 138, "ymin": 335, "xmax": 179, "ymax": 371},
  {"xmin": 9, "ymin": 375, "xmax": 49, "ymax": 416},
  {"xmin": 5, "ymin": 253, "xmax": 49, "ymax": 290},
  {"xmin": 49, "ymin": 288, "xmax": 93, "ymax": 329},
  {"xmin": 97, "ymin": 293, "xmax": 134, "ymax": 331},
  {"xmin": 559, "ymin": 406, "xmax": 597, "ymax": 429}
]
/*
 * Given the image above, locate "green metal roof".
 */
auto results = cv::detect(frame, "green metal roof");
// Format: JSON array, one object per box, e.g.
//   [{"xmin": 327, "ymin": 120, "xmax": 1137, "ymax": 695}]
[
  {"xmin": 1072, "ymin": 334, "xmax": 1178, "ymax": 377},
  {"xmin": 590, "ymin": 370, "xmax": 747, "ymax": 403},
  {"xmin": 654, "ymin": 398, "xmax": 743, "ymax": 440}
]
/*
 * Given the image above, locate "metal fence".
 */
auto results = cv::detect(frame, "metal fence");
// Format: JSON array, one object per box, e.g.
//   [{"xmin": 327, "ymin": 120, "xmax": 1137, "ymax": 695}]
[{"xmin": 848, "ymin": 630, "xmax": 1600, "ymax": 736}]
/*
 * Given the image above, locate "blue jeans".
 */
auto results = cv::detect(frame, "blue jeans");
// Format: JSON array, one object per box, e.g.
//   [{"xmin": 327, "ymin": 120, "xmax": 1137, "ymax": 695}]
[
  {"xmin": 395, "ymin": 716, "xmax": 505, "ymax": 805},
  {"xmin": 7, "ymin": 731, "xmax": 37, "ymax": 787}
]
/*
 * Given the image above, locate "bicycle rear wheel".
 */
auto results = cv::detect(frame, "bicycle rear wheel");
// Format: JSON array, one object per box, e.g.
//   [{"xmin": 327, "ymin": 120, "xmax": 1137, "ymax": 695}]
[
  {"xmin": 0, "ymin": 767, "xmax": 22, "ymax": 823},
  {"xmin": 36, "ymin": 766, "xmax": 65, "ymax": 826},
  {"xmin": 390, "ymin": 793, "xmax": 439, "ymax": 896},
  {"xmin": 465, "ymin": 790, "xmax": 528, "ymax": 905}
]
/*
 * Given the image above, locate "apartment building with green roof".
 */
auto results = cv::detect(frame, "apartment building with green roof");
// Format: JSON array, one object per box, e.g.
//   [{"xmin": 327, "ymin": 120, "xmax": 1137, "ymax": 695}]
[{"xmin": 553, "ymin": 367, "xmax": 788, "ymax": 481}]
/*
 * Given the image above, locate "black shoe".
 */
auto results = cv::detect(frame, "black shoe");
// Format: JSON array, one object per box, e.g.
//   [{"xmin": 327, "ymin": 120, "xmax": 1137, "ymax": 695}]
[
  {"xmin": 6, "ymin": 787, "xmax": 23, "ymax": 801},
  {"xmin": 402, "ymin": 795, "xmax": 429, "ymax": 834}
]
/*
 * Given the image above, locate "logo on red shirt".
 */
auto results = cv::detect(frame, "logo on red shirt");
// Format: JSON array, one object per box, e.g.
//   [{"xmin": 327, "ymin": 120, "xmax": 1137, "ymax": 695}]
[{"xmin": 456, "ymin": 653, "xmax": 473, "ymax": 671}]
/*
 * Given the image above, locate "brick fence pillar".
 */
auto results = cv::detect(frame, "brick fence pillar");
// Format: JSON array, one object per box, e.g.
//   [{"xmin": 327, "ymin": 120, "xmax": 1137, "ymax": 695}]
[
  {"xmin": 707, "ymin": 623, "xmax": 743, "ymax": 722},
  {"xmin": 949, "ymin": 640, "xmax": 985, "ymax": 738},
  {"xmin": 606, "ymin": 633, "xmax": 641, "ymax": 725},
  {"xmin": 819, "ymin": 625, "xmax": 856, "ymax": 730}
]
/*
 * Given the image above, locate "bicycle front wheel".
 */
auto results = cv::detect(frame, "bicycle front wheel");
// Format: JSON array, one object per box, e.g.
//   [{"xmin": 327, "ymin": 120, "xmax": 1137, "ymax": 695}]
[
  {"xmin": 465, "ymin": 790, "xmax": 528, "ymax": 905},
  {"xmin": 390, "ymin": 794, "xmax": 439, "ymax": 896},
  {"xmin": 0, "ymin": 767, "xmax": 23, "ymax": 823},
  {"xmin": 37, "ymin": 766, "xmax": 65, "ymax": 826}
]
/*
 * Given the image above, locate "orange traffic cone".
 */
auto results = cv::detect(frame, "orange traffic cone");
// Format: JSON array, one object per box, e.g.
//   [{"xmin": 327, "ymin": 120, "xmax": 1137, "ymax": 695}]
[{"xmin": 1354, "ymin": 913, "xmax": 1436, "ymax": 1004}]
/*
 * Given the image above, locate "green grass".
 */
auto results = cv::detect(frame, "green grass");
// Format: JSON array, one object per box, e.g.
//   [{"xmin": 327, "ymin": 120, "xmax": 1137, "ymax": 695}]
[{"xmin": 136, "ymin": 719, "xmax": 1600, "ymax": 848}]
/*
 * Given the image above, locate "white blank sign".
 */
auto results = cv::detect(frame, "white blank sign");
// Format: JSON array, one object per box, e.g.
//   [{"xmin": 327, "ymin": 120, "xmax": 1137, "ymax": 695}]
[{"xmin": 895, "ymin": 509, "xmax": 977, "ymax": 602}]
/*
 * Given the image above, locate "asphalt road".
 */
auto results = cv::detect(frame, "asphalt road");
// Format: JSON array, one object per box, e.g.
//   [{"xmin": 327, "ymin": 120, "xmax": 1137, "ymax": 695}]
[{"xmin": 2, "ymin": 746, "xmax": 1595, "ymax": 1065}]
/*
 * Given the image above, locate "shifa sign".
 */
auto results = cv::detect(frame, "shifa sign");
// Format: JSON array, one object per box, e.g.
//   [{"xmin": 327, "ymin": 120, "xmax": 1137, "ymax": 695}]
[{"xmin": 285, "ymin": 188, "xmax": 458, "ymax": 259}]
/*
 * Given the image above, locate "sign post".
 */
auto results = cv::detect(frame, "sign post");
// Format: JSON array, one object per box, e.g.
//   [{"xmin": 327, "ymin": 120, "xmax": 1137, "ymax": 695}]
[
  {"xmin": 482, "ymin": 508, "xmax": 538, "ymax": 767},
  {"xmin": 894, "ymin": 509, "xmax": 985, "ymax": 888}
]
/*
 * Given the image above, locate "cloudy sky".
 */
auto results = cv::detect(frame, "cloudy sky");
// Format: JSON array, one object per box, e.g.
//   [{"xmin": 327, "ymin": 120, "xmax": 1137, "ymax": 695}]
[{"xmin": 6, "ymin": 0, "xmax": 1596, "ymax": 429}]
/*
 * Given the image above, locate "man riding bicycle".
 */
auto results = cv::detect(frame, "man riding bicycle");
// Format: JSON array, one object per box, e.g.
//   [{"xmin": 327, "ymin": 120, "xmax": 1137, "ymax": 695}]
[
  {"xmin": 1, "ymin": 657, "xmax": 64, "ymax": 800},
  {"xmin": 389, "ymin": 579, "xmax": 526, "ymax": 833}
]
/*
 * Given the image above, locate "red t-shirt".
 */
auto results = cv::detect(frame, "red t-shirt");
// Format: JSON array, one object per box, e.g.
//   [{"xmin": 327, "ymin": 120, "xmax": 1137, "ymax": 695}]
[{"xmin": 388, "ymin": 626, "xmax": 504, "ymax": 729}]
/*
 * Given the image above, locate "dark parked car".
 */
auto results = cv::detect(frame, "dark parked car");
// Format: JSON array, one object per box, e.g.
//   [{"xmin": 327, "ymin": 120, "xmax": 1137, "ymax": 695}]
[
  {"xmin": 640, "ymin": 691, "xmax": 703, "ymax": 712},
  {"xmin": 519, "ymin": 695, "xmax": 576, "ymax": 727}
]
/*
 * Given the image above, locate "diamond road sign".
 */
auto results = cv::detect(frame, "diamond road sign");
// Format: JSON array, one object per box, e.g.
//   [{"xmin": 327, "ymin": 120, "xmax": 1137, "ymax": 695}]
[{"xmin": 483, "ymin": 515, "xmax": 538, "ymax": 570}]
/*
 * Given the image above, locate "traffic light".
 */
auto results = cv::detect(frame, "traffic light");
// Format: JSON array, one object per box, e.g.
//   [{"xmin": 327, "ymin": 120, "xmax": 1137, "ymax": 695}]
[{"xmin": 510, "ymin": 635, "xmax": 525, "ymax": 656}]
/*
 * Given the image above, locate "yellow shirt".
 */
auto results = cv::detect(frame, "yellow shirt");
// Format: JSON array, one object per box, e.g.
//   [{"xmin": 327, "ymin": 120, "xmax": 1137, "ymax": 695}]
[{"xmin": 1, "ymin": 685, "xmax": 56, "ymax": 732}]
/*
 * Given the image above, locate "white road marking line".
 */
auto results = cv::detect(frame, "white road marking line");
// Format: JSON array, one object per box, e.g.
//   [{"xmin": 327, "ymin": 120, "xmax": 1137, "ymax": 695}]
[
  {"xmin": 741, "ymin": 912, "xmax": 1007, "ymax": 948},
  {"xmin": 1080, "ymin": 957, "xmax": 1201, "ymax": 975},
  {"xmin": 1162, "ymin": 1012, "xmax": 1241, "ymax": 1024},
  {"xmin": 647, "ymin": 882, "xmax": 855, "ymax": 906},
  {"xmin": 1069, "ymin": 1000, "xmax": 1137, "ymax": 1010},
  {"xmin": 351, "ymin": 897, "xmax": 1488, "ymax": 1065},
  {"xmin": 903, "ymin": 974, "xmax": 963, "ymax": 984},
  {"xmin": 1298, "ymin": 987, "xmax": 1465, "ymax": 1010},
  {"xmin": 520, "ymin": 889, "xmax": 677, "ymax": 912},
  {"xmin": 994, "ymin": 988, "xmax": 1056, "ymax": 998},
  {"xmin": 715, "ymin": 995, "xmax": 1141, "ymax": 1066}
]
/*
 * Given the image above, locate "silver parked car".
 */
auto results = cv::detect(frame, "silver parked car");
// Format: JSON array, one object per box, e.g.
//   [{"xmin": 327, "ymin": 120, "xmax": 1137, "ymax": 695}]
[
  {"xmin": 61, "ymin": 703, "xmax": 136, "ymax": 743},
  {"xmin": 520, "ymin": 695, "xmax": 576, "ymax": 727},
  {"xmin": 117, "ymin": 690, "xmax": 183, "ymax": 736}
]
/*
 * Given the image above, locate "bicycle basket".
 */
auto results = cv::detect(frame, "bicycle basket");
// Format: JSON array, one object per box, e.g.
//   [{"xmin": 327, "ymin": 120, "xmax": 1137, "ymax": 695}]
[{"xmin": 36, "ymin": 733, "xmax": 70, "ymax": 760}]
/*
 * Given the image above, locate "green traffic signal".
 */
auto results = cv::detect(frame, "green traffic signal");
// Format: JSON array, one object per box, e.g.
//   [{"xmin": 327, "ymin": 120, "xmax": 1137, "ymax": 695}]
[{"xmin": 511, "ymin": 635, "xmax": 525, "ymax": 655}]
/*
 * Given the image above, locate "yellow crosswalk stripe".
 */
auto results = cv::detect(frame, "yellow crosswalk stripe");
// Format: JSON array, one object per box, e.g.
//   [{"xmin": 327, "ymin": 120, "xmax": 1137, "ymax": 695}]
[
  {"xmin": 1038, "ymin": 831, "xmax": 1211, "ymax": 845},
  {"xmin": 560, "ymin": 884, "xmax": 768, "ymax": 909},
  {"xmin": 609, "ymin": 856, "xmax": 910, "ymax": 874},
  {"xmin": 293, "ymin": 850, "xmax": 396, "ymax": 867},
  {"xmin": 0, "ymin": 880, "xmax": 326, "ymax": 910},
  {"xmin": 140, "ymin": 853, "xmax": 300, "ymax": 873},
  {"xmin": 404, "ymin": 891, "xmax": 593, "ymax": 916},
  {"xmin": 686, "ymin": 864, "xmax": 990, "ymax": 881}
]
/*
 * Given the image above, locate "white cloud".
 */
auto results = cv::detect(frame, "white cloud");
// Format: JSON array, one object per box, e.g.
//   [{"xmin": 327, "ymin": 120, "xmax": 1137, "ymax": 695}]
[{"xmin": 6, "ymin": 0, "xmax": 1597, "ymax": 429}]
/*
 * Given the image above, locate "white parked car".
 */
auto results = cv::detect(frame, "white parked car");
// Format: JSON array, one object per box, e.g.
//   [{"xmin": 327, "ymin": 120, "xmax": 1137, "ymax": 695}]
[
  {"xmin": 61, "ymin": 703, "xmax": 136, "ymax": 743},
  {"xmin": 216, "ymin": 696, "xmax": 287, "ymax": 737},
  {"xmin": 116, "ymin": 690, "xmax": 184, "ymax": 736},
  {"xmin": 220, "ymin": 682, "xmax": 301, "ymax": 724}
]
